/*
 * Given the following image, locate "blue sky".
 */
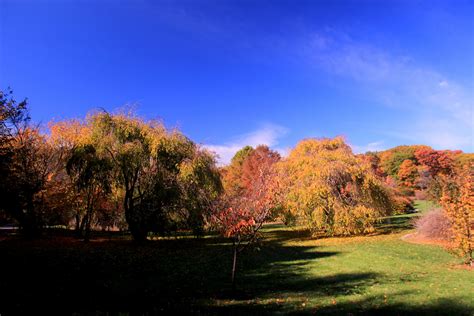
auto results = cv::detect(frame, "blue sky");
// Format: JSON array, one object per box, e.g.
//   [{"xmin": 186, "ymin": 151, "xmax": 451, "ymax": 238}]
[{"xmin": 1, "ymin": 0, "xmax": 473, "ymax": 164}]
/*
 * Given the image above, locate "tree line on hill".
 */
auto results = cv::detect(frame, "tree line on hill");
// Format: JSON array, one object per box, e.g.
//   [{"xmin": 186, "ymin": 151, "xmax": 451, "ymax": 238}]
[{"xmin": 0, "ymin": 89, "xmax": 472, "ymax": 265}]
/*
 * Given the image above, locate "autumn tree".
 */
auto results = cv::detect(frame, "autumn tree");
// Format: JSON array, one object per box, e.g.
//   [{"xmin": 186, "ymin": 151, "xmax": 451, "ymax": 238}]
[
  {"xmin": 2, "ymin": 129, "xmax": 53, "ymax": 237},
  {"xmin": 0, "ymin": 90, "xmax": 60, "ymax": 237},
  {"xmin": 439, "ymin": 168, "xmax": 473, "ymax": 265},
  {"xmin": 88, "ymin": 110, "xmax": 222, "ymax": 241},
  {"xmin": 278, "ymin": 137, "xmax": 394, "ymax": 236},
  {"xmin": 360, "ymin": 152, "xmax": 384, "ymax": 178},
  {"xmin": 211, "ymin": 145, "xmax": 280, "ymax": 289},
  {"xmin": 414, "ymin": 148, "xmax": 460, "ymax": 201},
  {"xmin": 455, "ymin": 153, "xmax": 474, "ymax": 170},
  {"xmin": 0, "ymin": 89, "xmax": 28, "ymax": 227},
  {"xmin": 397, "ymin": 159, "xmax": 418, "ymax": 189},
  {"xmin": 378, "ymin": 145, "xmax": 430, "ymax": 178},
  {"xmin": 177, "ymin": 148, "xmax": 222, "ymax": 236},
  {"xmin": 415, "ymin": 148, "xmax": 457, "ymax": 176},
  {"xmin": 86, "ymin": 111, "xmax": 165, "ymax": 241},
  {"xmin": 66, "ymin": 144, "xmax": 112, "ymax": 241},
  {"xmin": 221, "ymin": 145, "xmax": 254, "ymax": 195},
  {"xmin": 48, "ymin": 119, "xmax": 91, "ymax": 232}
]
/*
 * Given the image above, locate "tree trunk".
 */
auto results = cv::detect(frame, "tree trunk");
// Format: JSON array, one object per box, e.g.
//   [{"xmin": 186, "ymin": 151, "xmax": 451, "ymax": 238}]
[
  {"xmin": 75, "ymin": 213, "xmax": 81, "ymax": 232},
  {"xmin": 83, "ymin": 210, "xmax": 92, "ymax": 242},
  {"xmin": 21, "ymin": 216, "xmax": 41, "ymax": 239},
  {"xmin": 21, "ymin": 197, "xmax": 41, "ymax": 239},
  {"xmin": 231, "ymin": 239, "xmax": 238, "ymax": 291},
  {"xmin": 125, "ymin": 209, "xmax": 148, "ymax": 243},
  {"xmin": 124, "ymin": 190, "xmax": 148, "ymax": 243}
]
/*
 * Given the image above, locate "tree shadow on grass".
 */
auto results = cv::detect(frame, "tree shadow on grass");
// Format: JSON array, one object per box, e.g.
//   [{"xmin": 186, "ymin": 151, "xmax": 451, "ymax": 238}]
[
  {"xmin": 0, "ymin": 227, "xmax": 471, "ymax": 315},
  {"xmin": 0, "ymin": 228, "xmax": 339, "ymax": 315},
  {"xmin": 373, "ymin": 213, "xmax": 420, "ymax": 235}
]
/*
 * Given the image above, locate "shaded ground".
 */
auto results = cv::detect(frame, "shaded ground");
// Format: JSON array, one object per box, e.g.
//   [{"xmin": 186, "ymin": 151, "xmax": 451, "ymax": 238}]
[{"xmin": 0, "ymin": 211, "xmax": 473, "ymax": 315}]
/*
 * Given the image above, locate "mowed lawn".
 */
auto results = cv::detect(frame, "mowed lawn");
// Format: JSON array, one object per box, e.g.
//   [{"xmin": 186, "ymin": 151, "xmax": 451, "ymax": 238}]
[{"xmin": 0, "ymin": 211, "xmax": 472, "ymax": 315}]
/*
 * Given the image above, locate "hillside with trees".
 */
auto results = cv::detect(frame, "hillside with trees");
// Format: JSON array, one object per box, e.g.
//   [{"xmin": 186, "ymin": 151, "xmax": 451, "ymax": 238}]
[{"xmin": 0, "ymin": 90, "xmax": 472, "ymax": 314}]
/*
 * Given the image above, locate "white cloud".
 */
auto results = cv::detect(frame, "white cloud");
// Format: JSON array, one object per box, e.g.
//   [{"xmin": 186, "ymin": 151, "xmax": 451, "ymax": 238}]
[
  {"xmin": 387, "ymin": 116, "xmax": 473, "ymax": 150},
  {"xmin": 203, "ymin": 124, "xmax": 289, "ymax": 165},
  {"xmin": 351, "ymin": 141, "xmax": 386, "ymax": 154},
  {"xmin": 439, "ymin": 80, "xmax": 448, "ymax": 87},
  {"xmin": 303, "ymin": 32, "xmax": 474, "ymax": 151}
]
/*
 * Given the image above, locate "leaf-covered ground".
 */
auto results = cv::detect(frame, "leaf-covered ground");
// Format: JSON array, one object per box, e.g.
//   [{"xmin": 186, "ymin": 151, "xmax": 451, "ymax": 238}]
[{"xmin": 0, "ymin": 209, "xmax": 472, "ymax": 315}]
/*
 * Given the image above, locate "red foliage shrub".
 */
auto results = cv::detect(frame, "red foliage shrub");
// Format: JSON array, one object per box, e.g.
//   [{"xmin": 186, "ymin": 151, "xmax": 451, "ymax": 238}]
[{"xmin": 414, "ymin": 208, "xmax": 452, "ymax": 240}]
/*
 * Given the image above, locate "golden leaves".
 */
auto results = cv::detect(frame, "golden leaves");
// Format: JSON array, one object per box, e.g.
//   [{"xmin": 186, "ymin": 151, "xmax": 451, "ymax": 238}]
[{"xmin": 278, "ymin": 137, "xmax": 391, "ymax": 236}]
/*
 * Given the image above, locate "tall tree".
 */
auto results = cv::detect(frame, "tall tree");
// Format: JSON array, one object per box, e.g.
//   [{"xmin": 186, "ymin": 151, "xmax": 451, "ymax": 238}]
[
  {"xmin": 221, "ymin": 145, "xmax": 254, "ymax": 195},
  {"xmin": 0, "ymin": 90, "xmax": 58, "ymax": 237},
  {"xmin": 88, "ymin": 111, "xmax": 222, "ymax": 241},
  {"xmin": 48, "ymin": 118, "xmax": 91, "ymax": 232},
  {"xmin": 177, "ymin": 148, "xmax": 223, "ymax": 236},
  {"xmin": 66, "ymin": 144, "xmax": 112, "ymax": 241},
  {"xmin": 88, "ymin": 111, "xmax": 167, "ymax": 241},
  {"xmin": 440, "ymin": 167, "xmax": 473, "ymax": 266}
]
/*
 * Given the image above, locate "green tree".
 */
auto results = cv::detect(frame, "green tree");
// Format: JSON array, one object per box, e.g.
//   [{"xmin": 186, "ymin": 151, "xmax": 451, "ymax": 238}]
[
  {"xmin": 88, "ymin": 110, "xmax": 222, "ymax": 241},
  {"xmin": 66, "ymin": 144, "xmax": 112, "ymax": 241},
  {"xmin": 178, "ymin": 148, "xmax": 222, "ymax": 236},
  {"xmin": 88, "ymin": 111, "xmax": 167, "ymax": 241}
]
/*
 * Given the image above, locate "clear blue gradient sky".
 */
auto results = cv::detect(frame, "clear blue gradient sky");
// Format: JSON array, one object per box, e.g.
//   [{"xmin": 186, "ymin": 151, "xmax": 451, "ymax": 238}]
[{"xmin": 1, "ymin": 0, "xmax": 473, "ymax": 163}]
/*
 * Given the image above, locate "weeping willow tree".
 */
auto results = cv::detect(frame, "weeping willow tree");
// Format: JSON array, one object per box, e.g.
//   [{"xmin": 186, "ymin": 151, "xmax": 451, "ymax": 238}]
[
  {"xmin": 86, "ymin": 110, "xmax": 222, "ymax": 241},
  {"xmin": 278, "ymin": 137, "xmax": 394, "ymax": 236}
]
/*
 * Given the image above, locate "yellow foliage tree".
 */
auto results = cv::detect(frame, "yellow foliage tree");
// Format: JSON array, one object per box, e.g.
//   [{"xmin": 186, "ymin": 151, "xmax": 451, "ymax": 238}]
[{"xmin": 278, "ymin": 137, "xmax": 393, "ymax": 236}]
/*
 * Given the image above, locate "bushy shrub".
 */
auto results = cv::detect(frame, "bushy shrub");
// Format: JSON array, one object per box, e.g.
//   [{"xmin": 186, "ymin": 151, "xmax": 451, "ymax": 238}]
[{"xmin": 414, "ymin": 208, "xmax": 452, "ymax": 240}]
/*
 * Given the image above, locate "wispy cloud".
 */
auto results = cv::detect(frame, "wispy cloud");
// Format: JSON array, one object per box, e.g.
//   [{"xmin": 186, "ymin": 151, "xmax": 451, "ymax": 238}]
[
  {"xmin": 303, "ymin": 31, "xmax": 474, "ymax": 151},
  {"xmin": 351, "ymin": 141, "xmax": 386, "ymax": 154},
  {"xmin": 204, "ymin": 124, "xmax": 289, "ymax": 165}
]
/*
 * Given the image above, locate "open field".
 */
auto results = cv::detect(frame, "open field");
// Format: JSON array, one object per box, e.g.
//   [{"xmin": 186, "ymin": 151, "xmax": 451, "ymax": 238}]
[{"xmin": 1, "ymin": 212, "xmax": 473, "ymax": 315}]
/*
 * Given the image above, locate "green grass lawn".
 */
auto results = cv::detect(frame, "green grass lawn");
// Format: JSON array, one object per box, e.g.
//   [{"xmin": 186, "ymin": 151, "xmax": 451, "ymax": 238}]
[
  {"xmin": 0, "ymin": 213, "xmax": 472, "ymax": 315},
  {"xmin": 413, "ymin": 199, "xmax": 439, "ymax": 213}
]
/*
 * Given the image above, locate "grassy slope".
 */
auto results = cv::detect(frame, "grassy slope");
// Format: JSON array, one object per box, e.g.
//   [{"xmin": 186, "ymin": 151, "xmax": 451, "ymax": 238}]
[
  {"xmin": 244, "ymin": 225, "xmax": 473, "ymax": 315},
  {"xmin": 0, "ymin": 208, "xmax": 472, "ymax": 315},
  {"xmin": 413, "ymin": 199, "xmax": 439, "ymax": 213}
]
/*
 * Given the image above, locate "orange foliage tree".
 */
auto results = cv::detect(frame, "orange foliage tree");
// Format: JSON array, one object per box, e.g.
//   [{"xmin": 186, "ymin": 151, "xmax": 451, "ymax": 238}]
[
  {"xmin": 48, "ymin": 119, "xmax": 93, "ymax": 233},
  {"xmin": 440, "ymin": 167, "xmax": 473, "ymax": 265},
  {"xmin": 397, "ymin": 159, "xmax": 418, "ymax": 189},
  {"xmin": 221, "ymin": 145, "xmax": 254, "ymax": 195}
]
